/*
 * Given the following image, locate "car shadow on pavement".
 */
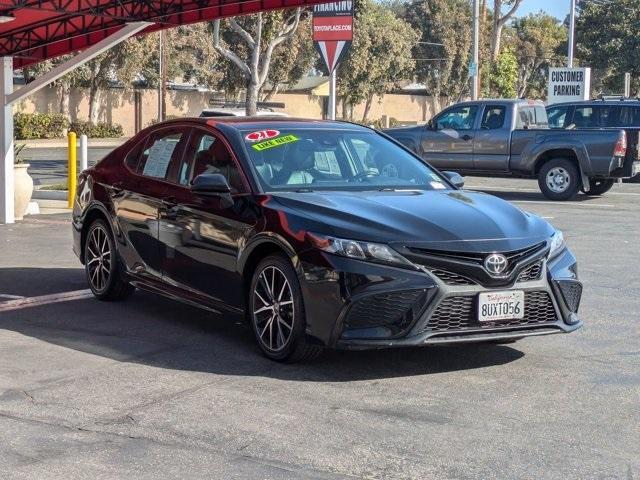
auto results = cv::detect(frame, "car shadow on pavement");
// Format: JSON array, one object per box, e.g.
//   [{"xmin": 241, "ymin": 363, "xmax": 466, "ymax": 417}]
[{"xmin": 0, "ymin": 267, "xmax": 524, "ymax": 382}]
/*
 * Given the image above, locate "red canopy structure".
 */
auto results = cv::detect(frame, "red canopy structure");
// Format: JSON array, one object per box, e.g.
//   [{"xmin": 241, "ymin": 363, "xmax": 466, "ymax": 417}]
[
  {"xmin": 0, "ymin": 0, "xmax": 332, "ymax": 224},
  {"xmin": 0, "ymin": 0, "xmax": 324, "ymax": 67}
]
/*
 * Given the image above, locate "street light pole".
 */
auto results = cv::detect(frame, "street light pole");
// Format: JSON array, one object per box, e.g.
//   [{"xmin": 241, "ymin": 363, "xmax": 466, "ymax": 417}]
[
  {"xmin": 471, "ymin": 0, "xmax": 480, "ymax": 100},
  {"xmin": 568, "ymin": 0, "xmax": 576, "ymax": 67}
]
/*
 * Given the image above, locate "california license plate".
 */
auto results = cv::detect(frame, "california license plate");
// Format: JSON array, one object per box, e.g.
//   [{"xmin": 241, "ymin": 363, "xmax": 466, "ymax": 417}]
[{"xmin": 478, "ymin": 291, "xmax": 525, "ymax": 322}]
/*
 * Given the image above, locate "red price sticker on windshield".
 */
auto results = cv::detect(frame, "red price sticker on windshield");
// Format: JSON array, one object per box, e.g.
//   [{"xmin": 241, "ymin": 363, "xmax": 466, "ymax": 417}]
[{"xmin": 245, "ymin": 130, "xmax": 280, "ymax": 142}]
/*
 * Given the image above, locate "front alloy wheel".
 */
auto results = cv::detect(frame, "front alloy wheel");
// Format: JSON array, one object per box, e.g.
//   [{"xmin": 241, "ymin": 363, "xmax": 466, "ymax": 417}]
[
  {"xmin": 84, "ymin": 219, "xmax": 134, "ymax": 301},
  {"xmin": 249, "ymin": 254, "xmax": 322, "ymax": 362}
]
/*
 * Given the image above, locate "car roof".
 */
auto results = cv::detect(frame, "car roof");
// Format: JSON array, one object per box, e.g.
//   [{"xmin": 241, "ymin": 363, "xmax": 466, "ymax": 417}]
[{"xmin": 156, "ymin": 116, "xmax": 370, "ymax": 132}]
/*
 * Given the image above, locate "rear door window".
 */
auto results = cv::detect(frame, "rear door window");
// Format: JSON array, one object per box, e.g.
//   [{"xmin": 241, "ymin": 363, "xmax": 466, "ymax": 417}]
[
  {"xmin": 480, "ymin": 106, "xmax": 506, "ymax": 130},
  {"xmin": 572, "ymin": 106, "xmax": 611, "ymax": 128},
  {"xmin": 137, "ymin": 128, "xmax": 188, "ymax": 181}
]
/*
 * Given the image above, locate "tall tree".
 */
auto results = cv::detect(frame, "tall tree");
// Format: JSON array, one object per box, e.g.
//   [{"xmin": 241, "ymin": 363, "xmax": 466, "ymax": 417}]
[
  {"xmin": 212, "ymin": 9, "xmax": 303, "ymax": 115},
  {"xmin": 406, "ymin": 0, "xmax": 472, "ymax": 111},
  {"xmin": 576, "ymin": 0, "xmax": 640, "ymax": 95},
  {"xmin": 507, "ymin": 13, "xmax": 566, "ymax": 98},
  {"xmin": 490, "ymin": 0, "xmax": 524, "ymax": 61},
  {"xmin": 262, "ymin": 15, "xmax": 315, "ymax": 101},
  {"xmin": 339, "ymin": 0, "xmax": 418, "ymax": 121}
]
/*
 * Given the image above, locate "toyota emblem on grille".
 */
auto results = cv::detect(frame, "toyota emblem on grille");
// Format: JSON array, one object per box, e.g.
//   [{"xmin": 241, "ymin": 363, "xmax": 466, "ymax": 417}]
[{"xmin": 484, "ymin": 253, "xmax": 508, "ymax": 276}]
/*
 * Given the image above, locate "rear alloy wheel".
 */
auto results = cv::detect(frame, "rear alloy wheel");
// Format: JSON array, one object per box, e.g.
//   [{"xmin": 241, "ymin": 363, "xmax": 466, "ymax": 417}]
[
  {"xmin": 582, "ymin": 178, "xmax": 615, "ymax": 196},
  {"xmin": 84, "ymin": 219, "xmax": 134, "ymax": 301},
  {"xmin": 538, "ymin": 158, "xmax": 580, "ymax": 201},
  {"xmin": 249, "ymin": 254, "xmax": 322, "ymax": 362}
]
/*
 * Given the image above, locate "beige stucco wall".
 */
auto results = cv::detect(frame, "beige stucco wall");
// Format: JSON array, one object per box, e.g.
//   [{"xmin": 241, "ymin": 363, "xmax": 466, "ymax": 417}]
[{"xmin": 16, "ymin": 86, "xmax": 438, "ymax": 136}]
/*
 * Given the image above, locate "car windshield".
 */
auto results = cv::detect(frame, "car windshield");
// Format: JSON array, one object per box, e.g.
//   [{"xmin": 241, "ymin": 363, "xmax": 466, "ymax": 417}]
[{"xmin": 241, "ymin": 128, "xmax": 449, "ymax": 192}]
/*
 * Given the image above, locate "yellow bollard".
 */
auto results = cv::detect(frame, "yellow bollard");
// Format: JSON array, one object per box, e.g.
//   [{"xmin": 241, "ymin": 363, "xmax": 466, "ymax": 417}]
[{"xmin": 67, "ymin": 131, "xmax": 77, "ymax": 209}]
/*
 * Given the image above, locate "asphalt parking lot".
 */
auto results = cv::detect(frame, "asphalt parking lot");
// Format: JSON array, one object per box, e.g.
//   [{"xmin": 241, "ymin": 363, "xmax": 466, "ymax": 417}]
[{"xmin": 1, "ymin": 177, "xmax": 639, "ymax": 479}]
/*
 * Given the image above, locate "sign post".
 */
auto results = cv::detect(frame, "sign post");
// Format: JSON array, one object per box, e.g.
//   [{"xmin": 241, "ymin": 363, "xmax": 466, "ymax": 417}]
[
  {"xmin": 548, "ymin": 67, "xmax": 591, "ymax": 104},
  {"xmin": 313, "ymin": 1, "xmax": 354, "ymax": 120}
]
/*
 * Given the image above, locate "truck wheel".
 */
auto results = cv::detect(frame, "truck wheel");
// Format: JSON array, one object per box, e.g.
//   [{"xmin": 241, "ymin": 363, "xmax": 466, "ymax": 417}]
[
  {"xmin": 582, "ymin": 178, "xmax": 614, "ymax": 196},
  {"xmin": 538, "ymin": 159, "xmax": 580, "ymax": 201}
]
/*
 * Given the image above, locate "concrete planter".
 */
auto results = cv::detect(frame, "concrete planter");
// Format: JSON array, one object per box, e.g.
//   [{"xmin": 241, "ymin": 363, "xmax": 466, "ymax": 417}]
[{"xmin": 14, "ymin": 163, "xmax": 34, "ymax": 220}]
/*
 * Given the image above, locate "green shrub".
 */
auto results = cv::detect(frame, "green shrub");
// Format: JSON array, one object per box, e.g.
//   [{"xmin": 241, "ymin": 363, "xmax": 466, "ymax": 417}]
[
  {"xmin": 14, "ymin": 112, "xmax": 69, "ymax": 139},
  {"xmin": 69, "ymin": 121, "xmax": 124, "ymax": 138}
]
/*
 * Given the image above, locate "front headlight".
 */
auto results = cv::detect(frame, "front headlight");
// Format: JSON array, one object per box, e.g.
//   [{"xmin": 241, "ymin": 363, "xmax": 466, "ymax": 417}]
[
  {"xmin": 548, "ymin": 230, "xmax": 566, "ymax": 259},
  {"xmin": 307, "ymin": 233, "xmax": 415, "ymax": 269}
]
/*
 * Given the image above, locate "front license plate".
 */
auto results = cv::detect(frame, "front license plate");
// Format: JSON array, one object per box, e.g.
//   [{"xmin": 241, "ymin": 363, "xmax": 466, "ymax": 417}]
[{"xmin": 478, "ymin": 291, "xmax": 525, "ymax": 322}]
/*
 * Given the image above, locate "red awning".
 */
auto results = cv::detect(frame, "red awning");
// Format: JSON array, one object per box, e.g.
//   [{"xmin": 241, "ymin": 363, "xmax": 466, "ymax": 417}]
[{"xmin": 0, "ymin": 0, "xmax": 325, "ymax": 68}]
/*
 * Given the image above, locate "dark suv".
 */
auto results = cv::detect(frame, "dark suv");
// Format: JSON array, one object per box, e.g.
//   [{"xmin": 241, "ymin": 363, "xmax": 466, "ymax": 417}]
[{"xmin": 547, "ymin": 97, "xmax": 640, "ymax": 186}]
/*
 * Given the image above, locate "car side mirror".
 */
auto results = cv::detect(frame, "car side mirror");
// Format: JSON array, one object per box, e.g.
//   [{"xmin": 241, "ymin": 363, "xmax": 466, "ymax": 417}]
[
  {"xmin": 427, "ymin": 119, "xmax": 436, "ymax": 130},
  {"xmin": 443, "ymin": 171, "xmax": 465, "ymax": 188},
  {"xmin": 191, "ymin": 173, "xmax": 232, "ymax": 196}
]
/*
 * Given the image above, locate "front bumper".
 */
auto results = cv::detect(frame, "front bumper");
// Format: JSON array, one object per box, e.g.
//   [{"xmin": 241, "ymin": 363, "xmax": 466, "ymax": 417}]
[{"xmin": 297, "ymin": 246, "xmax": 582, "ymax": 349}]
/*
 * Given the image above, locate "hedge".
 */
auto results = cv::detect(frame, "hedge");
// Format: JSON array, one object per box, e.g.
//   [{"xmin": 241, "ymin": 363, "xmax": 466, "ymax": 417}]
[
  {"xmin": 69, "ymin": 121, "xmax": 124, "ymax": 138},
  {"xmin": 14, "ymin": 112, "xmax": 124, "ymax": 140},
  {"xmin": 14, "ymin": 112, "xmax": 69, "ymax": 140}
]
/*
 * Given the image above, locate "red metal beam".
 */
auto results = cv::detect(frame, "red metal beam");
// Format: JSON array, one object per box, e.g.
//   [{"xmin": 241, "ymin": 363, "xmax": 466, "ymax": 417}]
[{"xmin": 0, "ymin": 0, "xmax": 322, "ymax": 67}]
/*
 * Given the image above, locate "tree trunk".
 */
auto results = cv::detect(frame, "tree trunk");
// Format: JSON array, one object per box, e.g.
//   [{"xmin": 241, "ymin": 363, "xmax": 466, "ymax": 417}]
[
  {"xmin": 88, "ymin": 82, "xmax": 100, "ymax": 124},
  {"xmin": 245, "ymin": 81, "xmax": 259, "ymax": 116},
  {"xmin": 362, "ymin": 93, "xmax": 374, "ymax": 123},
  {"xmin": 59, "ymin": 79, "xmax": 70, "ymax": 116},
  {"xmin": 262, "ymin": 84, "xmax": 279, "ymax": 102}
]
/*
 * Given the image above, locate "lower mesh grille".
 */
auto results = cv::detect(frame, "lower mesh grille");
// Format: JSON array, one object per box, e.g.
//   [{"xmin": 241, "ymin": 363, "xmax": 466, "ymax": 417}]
[
  {"xmin": 346, "ymin": 290, "xmax": 427, "ymax": 330},
  {"xmin": 424, "ymin": 291, "xmax": 558, "ymax": 332},
  {"xmin": 429, "ymin": 269, "xmax": 476, "ymax": 286},
  {"xmin": 517, "ymin": 262, "xmax": 543, "ymax": 282},
  {"xmin": 556, "ymin": 280, "xmax": 582, "ymax": 312}
]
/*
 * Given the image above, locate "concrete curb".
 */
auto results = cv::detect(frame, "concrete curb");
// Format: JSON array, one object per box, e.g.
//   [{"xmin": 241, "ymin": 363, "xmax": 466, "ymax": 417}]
[{"xmin": 33, "ymin": 189, "xmax": 67, "ymax": 201}]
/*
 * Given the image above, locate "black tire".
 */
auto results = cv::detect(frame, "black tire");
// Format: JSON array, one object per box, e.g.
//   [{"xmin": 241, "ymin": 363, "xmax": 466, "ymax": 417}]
[
  {"xmin": 84, "ymin": 219, "xmax": 135, "ymax": 301},
  {"xmin": 582, "ymin": 178, "xmax": 614, "ymax": 196},
  {"xmin": 249, "ymin": 254, "xmax": 322, "ymax": 362},
  {"xmin": 538, "ymin": 158, "xmax": 580, "ymax": 201}
]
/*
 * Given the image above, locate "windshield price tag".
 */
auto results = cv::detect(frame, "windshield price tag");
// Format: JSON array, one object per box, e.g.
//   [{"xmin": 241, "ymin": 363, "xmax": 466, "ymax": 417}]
[
  {"xmin": 252, "ymin": 134, "xmax": 299, "ymax": 151},
  {"xmin": 245, "ymin": 130, "xmax": 280, "ymax": 142}
]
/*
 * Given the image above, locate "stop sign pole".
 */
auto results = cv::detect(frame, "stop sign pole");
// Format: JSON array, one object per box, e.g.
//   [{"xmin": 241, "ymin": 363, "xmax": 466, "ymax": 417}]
[{"xmin": 313, "ymin": 2, "xmax": 354, "ymax": 120}]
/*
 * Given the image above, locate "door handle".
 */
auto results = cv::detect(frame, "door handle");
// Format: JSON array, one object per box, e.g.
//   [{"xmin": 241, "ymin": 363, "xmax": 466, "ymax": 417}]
[
  {"xmin": 462, "ymin": 134, "xmax": 473, "ymax": 141},
  {"xmin": 162, "ymin": 196, "xmax": 177, "ymax": 208},
  {"xmin": 112, "ymin": 181, "xmax": 124, "ymax": 193}
]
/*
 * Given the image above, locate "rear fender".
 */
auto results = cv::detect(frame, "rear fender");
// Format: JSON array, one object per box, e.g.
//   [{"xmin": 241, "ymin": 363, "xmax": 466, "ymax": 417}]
[{"xmin": 527, "ymin": 142, "xmax": 592, "ymax": 191}]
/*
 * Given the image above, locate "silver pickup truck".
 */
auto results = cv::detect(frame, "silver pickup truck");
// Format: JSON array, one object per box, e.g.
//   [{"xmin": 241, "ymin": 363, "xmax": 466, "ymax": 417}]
[{"xmin": 385, "ymin": 99, "xmax": 639, "ymax": 200}]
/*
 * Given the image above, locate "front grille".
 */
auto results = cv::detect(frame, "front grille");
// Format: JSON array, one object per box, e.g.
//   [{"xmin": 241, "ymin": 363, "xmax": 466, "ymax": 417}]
[
  {"xmin": 409, "ymin": 242, "xmax": 546, "ymax": 266},
  {"xmin": 345, "ymin": 290, "xmax": 427, "ymax": 331},
  {"xmin": 429, "ymin": 269, "xmax": 476, "ymax": 286},
  {"xmin": 424, "ymin": 291, "xmax": 558, "ymax": 333},
  {"xmin": 517, "ymin": 262, "xmax": 543, "ymax": 282},
  {"xmin": 556, "ymin": 280, "xmax": 582, "ymax": 313}
]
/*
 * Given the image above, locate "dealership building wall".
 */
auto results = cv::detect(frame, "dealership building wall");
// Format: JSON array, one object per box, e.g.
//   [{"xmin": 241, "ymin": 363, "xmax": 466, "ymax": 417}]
[{"xmin": 15, "ymin": 86, "xmax": 439, "ymax": 136}]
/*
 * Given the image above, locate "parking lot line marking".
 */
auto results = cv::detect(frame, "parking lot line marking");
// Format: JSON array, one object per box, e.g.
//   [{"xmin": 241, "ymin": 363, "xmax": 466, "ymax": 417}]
[
  {"xmin": 0, "ymin": 289, "xmax": 93, "ymax": 313},
  {"xmin": 513, "ymin": 201, "xmax": 615, "ymax": 208}
]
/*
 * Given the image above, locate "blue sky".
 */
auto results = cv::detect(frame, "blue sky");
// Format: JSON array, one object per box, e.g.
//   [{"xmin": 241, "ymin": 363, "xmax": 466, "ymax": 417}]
[{"xmin": 517, "ymin": 0, "xmax": 569, "ymax": 21}]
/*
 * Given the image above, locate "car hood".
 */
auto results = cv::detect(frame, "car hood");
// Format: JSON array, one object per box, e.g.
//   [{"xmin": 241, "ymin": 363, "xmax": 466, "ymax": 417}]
[{"xmin": 272, "ymin": 189, "xmax": 554, "ymax": 252}]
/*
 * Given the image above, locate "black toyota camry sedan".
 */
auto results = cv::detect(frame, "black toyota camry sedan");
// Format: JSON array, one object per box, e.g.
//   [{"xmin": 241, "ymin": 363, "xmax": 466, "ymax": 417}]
[{"xmin": 72, "ymin": 117, "xmax": 583, "ymax": 362}]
